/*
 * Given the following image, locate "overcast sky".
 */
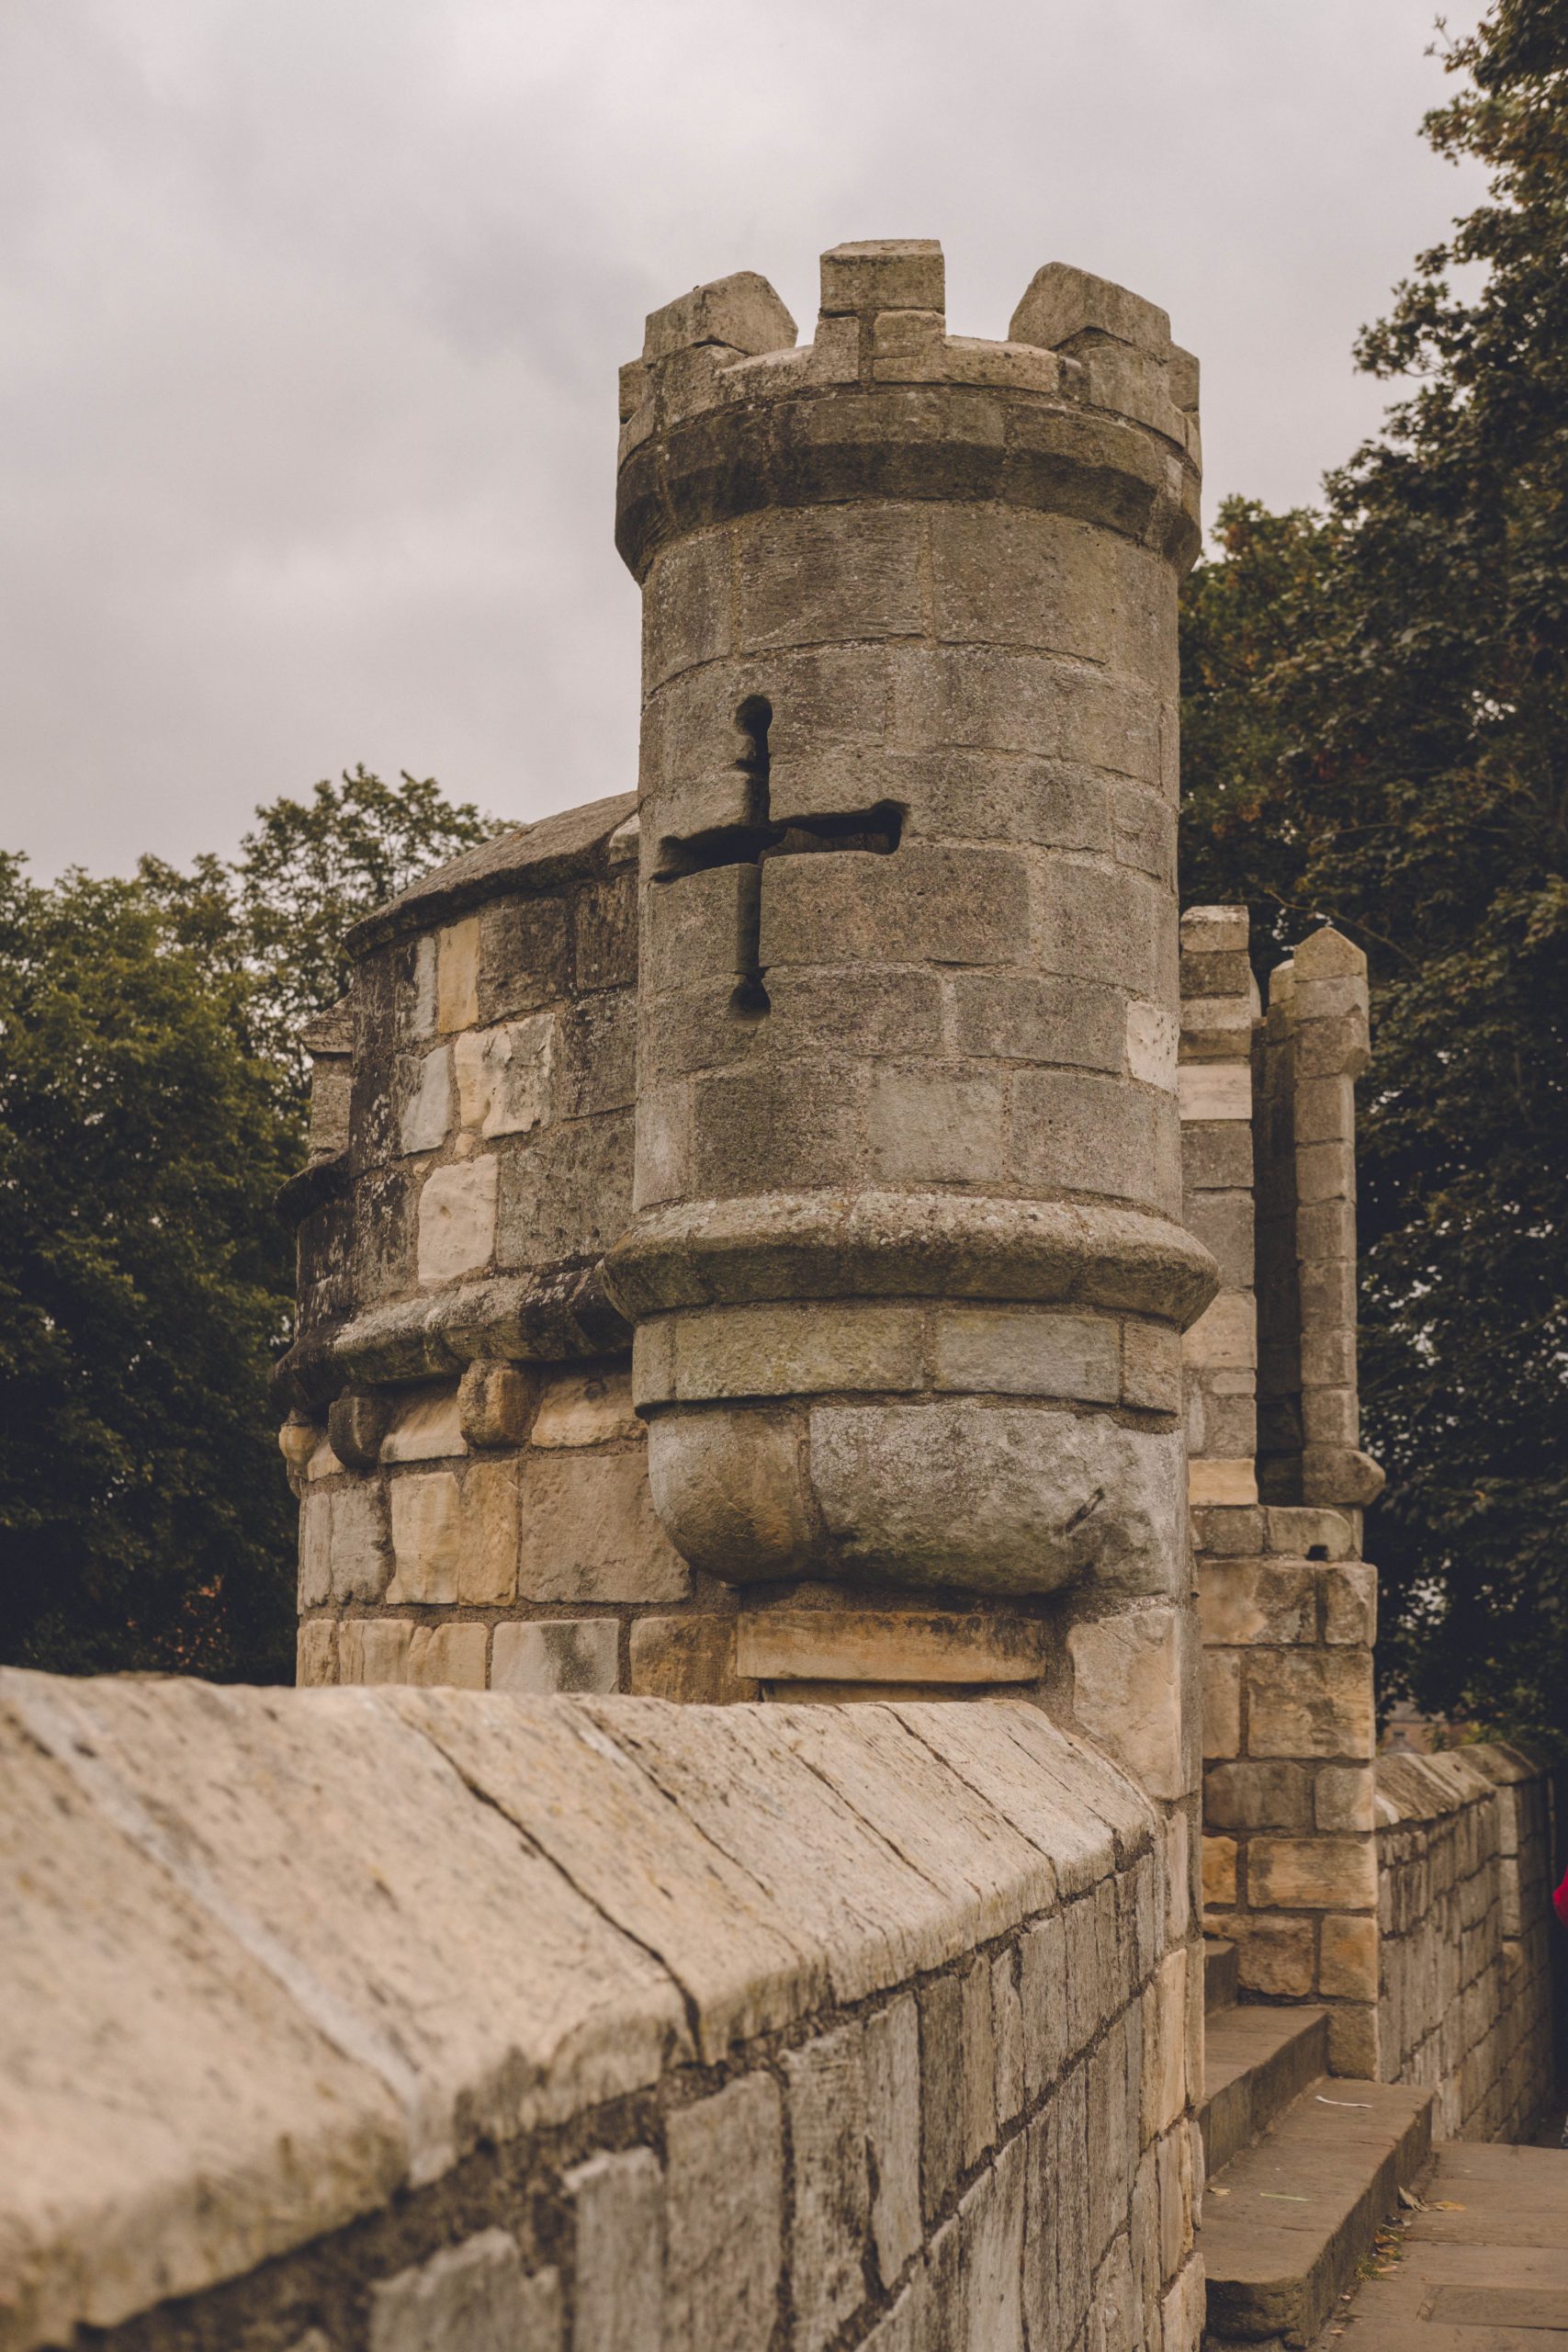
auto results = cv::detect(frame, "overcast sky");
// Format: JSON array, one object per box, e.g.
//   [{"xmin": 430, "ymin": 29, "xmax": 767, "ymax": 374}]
[{"xmin": 2, "ymin": 0, "xmax": 1486, "ymax": 879}]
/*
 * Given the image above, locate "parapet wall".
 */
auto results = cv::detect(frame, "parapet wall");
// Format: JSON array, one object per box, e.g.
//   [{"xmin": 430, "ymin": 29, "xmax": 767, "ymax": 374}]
[
  {"xmin": 0, "ymin": 1669, "xmax": 1201, "ymax": 2352},
  {"xmin": 1376, "ymin": 1743, "xmax": 1556, "ymax": 2139}
]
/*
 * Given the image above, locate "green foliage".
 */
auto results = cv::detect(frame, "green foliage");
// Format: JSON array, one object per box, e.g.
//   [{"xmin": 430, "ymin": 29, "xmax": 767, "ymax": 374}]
[
  {"xmin": 1180, "ymin": 0, "xmax": 1568, "ymax": 1747},
  {"xmin": 0, "ymin": 773, "xmax": 493, "ymax": 1680}
]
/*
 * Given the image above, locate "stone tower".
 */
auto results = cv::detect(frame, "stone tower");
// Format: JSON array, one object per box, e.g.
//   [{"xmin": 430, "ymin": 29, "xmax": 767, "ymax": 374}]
[{"xmin": 608, "ymin": 242, "xmax": 1216, "ymax": 1675}]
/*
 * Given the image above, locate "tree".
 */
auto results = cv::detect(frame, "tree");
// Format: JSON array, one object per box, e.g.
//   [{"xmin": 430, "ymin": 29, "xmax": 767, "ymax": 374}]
[
  {"xmin": 0, "ymin": 773, "xmax": 494, "ymax": 1680},
  {"xmin": 1180, "ymin": 0, "xmax": 1568, "ymax": 1747}
]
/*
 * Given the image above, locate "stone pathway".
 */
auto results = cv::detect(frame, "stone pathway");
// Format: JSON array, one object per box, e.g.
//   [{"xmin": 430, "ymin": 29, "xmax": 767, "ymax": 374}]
[{"xmin": 1314, "ymin": 2140, "xmax": 1568, "ymax": 2347}]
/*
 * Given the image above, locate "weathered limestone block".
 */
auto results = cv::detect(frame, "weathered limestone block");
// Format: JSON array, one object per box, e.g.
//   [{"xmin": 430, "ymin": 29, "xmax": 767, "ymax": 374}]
[
  {"xmin": 664, "ymin": 2076, "xmax": 783, "ymax": 2352},
  {"xmin": 490, "ymin": 1620, "xmax": 620, "ymax": 1695},
  {"xmin": 367, "ymin": 2231, "xmax": 559, "ymax": 2352},
  {"xmin": 566, "ymin": 2151, "xmax": 662, "ymax": 2352}
]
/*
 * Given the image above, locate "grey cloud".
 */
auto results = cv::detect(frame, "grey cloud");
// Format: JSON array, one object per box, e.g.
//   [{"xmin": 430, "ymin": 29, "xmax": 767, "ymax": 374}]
[{"xmin": 0, "ymin": 0, "xmax": 1485, "ymax": 877}]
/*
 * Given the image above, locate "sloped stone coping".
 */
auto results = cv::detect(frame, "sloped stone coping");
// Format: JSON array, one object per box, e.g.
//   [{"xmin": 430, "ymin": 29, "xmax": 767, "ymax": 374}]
[{"xmin": 0, "ymin": 1669, "xmax": 1153, "ymax": 2352}]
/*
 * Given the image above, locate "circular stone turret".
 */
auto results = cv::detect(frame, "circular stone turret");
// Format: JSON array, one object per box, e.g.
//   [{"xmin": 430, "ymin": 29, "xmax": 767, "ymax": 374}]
[{"xmin": 605, "ymin": 239, "xmax": 1217, "ymax": 1598}]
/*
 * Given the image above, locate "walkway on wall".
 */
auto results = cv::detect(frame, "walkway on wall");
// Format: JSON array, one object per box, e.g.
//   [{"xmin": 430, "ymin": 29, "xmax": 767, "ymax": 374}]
[
  {"xmin": 1308, "ymin": 2139, "xmax": 1568, "ymax": 2346},
  {"xmin": 1195, "ymin": 1938, "xmax": 1568, "ymax": 2348}
]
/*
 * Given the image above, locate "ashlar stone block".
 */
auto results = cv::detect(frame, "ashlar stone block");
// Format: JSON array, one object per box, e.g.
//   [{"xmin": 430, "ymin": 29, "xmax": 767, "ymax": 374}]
[
  {"xmin": 417, "ymin": 1156, "xmax": 498, "ymax": 1285},
  {"xmin": 1069, "ymin": 1607, "xmax": 1188, "ymax": 1800},
  {"xmin": 784, "ymin": 2025, "xmax": 870, "ymax": 2352},
  {"xmin": 565, "ymin": 2149, "xmax": 662, "ymax": 2352},
  {"xmin": 454, "ymin": 1014, "xmax": 554, "ymax": 1138},
  {"xmin": 368, "ymin": 2232, "xmax": 558, "ymax": 2352},
  {"xmin": 518, "ymin": 1450, "xmax": 691, "ymax": 1603},
  {"xmin": 490, "ymin": 1620, "xmax": 619, "ymax": 1696},
  {"xmin": 864, "ymin": 1995, "xmax": 922, "ymax": 2286},
  {"xmin": 664, "ymin": 2075, "xmax": 783, "ymax": 2352}
]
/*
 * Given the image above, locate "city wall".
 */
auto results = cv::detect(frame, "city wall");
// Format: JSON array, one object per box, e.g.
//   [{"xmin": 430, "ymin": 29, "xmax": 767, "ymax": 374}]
[{"xmin": 1, "ymin": 1670, "xmax": 1198, "ymax": 2352}]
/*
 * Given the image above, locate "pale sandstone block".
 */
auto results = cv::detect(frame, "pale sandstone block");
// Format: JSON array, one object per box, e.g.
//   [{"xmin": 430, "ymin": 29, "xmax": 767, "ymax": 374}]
[
  {"xmin": 1247, "ymin": 1836, "xmax": 1377, "ymax": 1910},
  {"xmin": 417, "ymin": 1156, "xmax": 498, "ymax": 1284},
  {"xmin": 381, "ymin": 1390, "xmax": 468, "ymax": 1463},
  {"xmin": 1323, "ymin": 1562, "xmax": 1378, "ymax": 1645},
  {"xmin": 1225, "ymin": 1913, "xmax": 1315, "ymax": 1997},
  {"xmin": 368, "ymin": 2231, "xmax": 558, "ymax": 2352},
  {"xmin": 626, "ymin": 1612, "xmax": 755, "ymax": 1702},
  {"xmin": 961, "ymin": 1957, "xmax": 998, "ymax": 2165},
  {"xmin": 1320, "ymin": 1912, "xmax": 1379, "ymax": 2000},
  {"xmin": 1201, "ymin": 1651, "xmax": 1241, "ymax": 1760},
  {"xmin": 957, "ymin": 2135, "xmax": 1025, "ymax": 2352},
  {"xmin": 296, "ymin": 1619, "xmax": 335, "ymax": 1687},
  {"xmin": 932, "ymin": 1306, "xmax": 1120, "ymax": 1404},
  {"xmin": 1149, "ymin": 1945, "xmax": 1187, "ymax": 2133},
  {"xmin": 993, "ymin": 1950, "xmax": 1025, "ymax": 2127},
  {"xmin": 410, "ymin": 933, "xmax": 438, "ymax": 1036},
  {"xmin": 1122, "ymin": 1320, "xmax": 1181, "ymax": 1414},
  {"xmin": 338, "ymin": 1615, "xmax": 412, "ymax": 1684},
  {"xmin": 1327, "ymin": 2002, "xmax": 1380, "ymax": 2077},
  {"xmin": 736, "ymin": 1606, "xmax": 1044, "ymax": 1686},
  {"xmin": 665, "ymin": 2075, "xmax": 783, "ymax": 2352},
  {"xmin": 565, "ymin": 2149, "xmax": 662, "ymax": 2352},
  {"xmin": 1180, "ymin": 906, "xmax": 1248, "ymax": 956},
  {"xmin": 1292, "ymin": 1074, "xmax": 1355, "ymax": 1147},
  {"xmin": 1068, "ymin": 1608, "xmax": 1187, "ymax": 1800},
  {"xmin": 1246, "ymin": 1649, "xmax": 1374, "ymax": 1759},
  {"xmin": 1125, "ymin": 1001, "xmax": 1179, "ymax": 1091},
  {"xmin": 1203, "ymin": 1759, "xmax": 1311, "ymax": 1831},
  {"xmin": 518, "ymin": 1451, "xmax": 691, "ymax": 1602},
  {"xmin": 1198, "ymin": 1558, "xmax": 1314, "ymax": 1646},
  {"xmin": 405, "ymin": 1623, "xmax": 489, "ymax": 1690},
  {"xmin": 785, "ymin": 2025, "xmax": 869, "ymax": 2352},
  {"xmin": 400, "ymin": 1046, "xmax": 453, "ymax": 1155},
  {"xmin": 435, "ymin": 916, "xmax": 480, "ymax": 1034},
  {"xmin": 388, "ymin": 1473, "xmax": 463, "ymax": 1604},
  {"xmin": 1263, "ymin": 1505, "xmax": 1354, "ymax": 1560},
  {"xmin": 866, "ymin": 1067, "xmax": 1005, "ymax": 1184},
  {"xmin": 631, "ymin": 1319, "xmax": 676, "ymax": 1408},
  {"xmin": 1201, "ymin": 1838, "xmax": 1236, "ymax": 1909},
  {"xmin": 490, "ymin": 1619, "xmax": 619, "ymax": 1695},
  {"xmin": 1177, "ymin": 1062, "xmax": 1250, "ymax": 1121},
  {"xmin": 674, "ymin": 1301, "xmax": 924, "ymax": 1400},
  {"xmin": 457, "ymin": 1361, "xmax": 535, "ymax": 1450},
  {"xmin": 454, "ymin": 1013, "xmax": 554, "ymax": 1138},
  {"xmin": 458, "ymin": 1459, "xmax": 520, "ymax": 1604},
  {"xmin": 1187, "ymin": 1458, "xmax": 1258, "ymax": 1507},
  {"xmin": 299, "ymin": 1489, "xmax": 332, "ymax": 1608},
  {"xmin": 529, "ymin": 1366, "xmax": 641, "ymax": 1448},
  {"xmin": 1159, "ymin": 2256, "xmax": 1205, "ymax": 2352},
  {"xmin": 864, "ymin": 1996, "xmax": 921, "ymax": 2286},
  {"xmin": 1181, "ymin": 1288, "xmax": 1255, "ymax": 1372},
  {"xmin": 1020, "ymin": 1913, "xmax": 1067, "ymax": 2099}
]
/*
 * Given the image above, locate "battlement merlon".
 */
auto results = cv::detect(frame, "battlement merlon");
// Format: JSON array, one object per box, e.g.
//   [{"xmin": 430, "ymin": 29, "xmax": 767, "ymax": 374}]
[{"xmin": 615, "ymin": 241, "xmax": 1201, "ymax": 583}]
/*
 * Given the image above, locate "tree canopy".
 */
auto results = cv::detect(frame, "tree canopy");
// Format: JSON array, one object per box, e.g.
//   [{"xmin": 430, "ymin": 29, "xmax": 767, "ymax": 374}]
[
  {"xmin": 1181, "ymin": 0, "xmax": 1568, "ymax": 1747},
  {"xmin": 0, "ymin": 772, "xmax": 492, "ymax": 1679}
]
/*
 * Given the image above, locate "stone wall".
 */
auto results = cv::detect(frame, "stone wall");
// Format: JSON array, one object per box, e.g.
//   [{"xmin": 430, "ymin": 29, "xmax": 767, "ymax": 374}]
[
  {"xmin": 0, "ymin": 1668, "xmax": 1202, "ymax": 2352},
  {"xmin": 280, "ymin": 797, "xmax": 763, "ymax": 1709},
  {"xmin": 1376, "ymin": 1743, "xmax": 1556, "ymax": 2140}
]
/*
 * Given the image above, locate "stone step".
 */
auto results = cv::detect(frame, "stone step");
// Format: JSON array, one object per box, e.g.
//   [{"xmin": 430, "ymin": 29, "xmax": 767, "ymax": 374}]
[
  {"xmin": 1201, "ymin": 2075, "xmax": 1434, "ymax": 2349},
  {"xmin": 1204, "ymin": 1935, "xmax": 1238, "ymax": 2016},
  {"xmin": 1201, "ymin": 2003, "xmax": 1329, "ymax": 2177}
]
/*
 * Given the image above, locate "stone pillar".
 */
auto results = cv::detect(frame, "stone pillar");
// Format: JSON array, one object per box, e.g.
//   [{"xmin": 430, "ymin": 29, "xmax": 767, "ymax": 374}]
[
  {"xmin": 606, "ymin": 238, "xmax": 1217, "ymax": 1712},
  {"xmin": 1192, "ymin": 921, "xmax": 1383, "ymax": 2075},
  {"xmin": 1179, "ymin": 905, "xmax": 1260, "ymax": 1510}
]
